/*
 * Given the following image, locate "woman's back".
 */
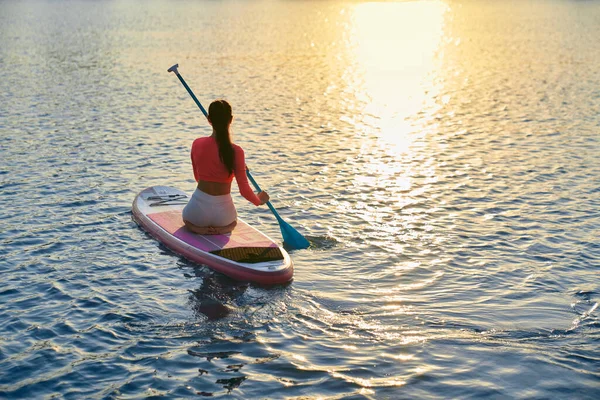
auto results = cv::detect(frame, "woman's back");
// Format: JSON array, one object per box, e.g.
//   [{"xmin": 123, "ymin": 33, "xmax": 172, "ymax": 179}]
[
  {"xmin": 190, "ymin": 135, "xmax": 262, "ymax": 205},
  {"xmin": 191, "ymin": 136, "xmax": 236, "ymax": 184}
]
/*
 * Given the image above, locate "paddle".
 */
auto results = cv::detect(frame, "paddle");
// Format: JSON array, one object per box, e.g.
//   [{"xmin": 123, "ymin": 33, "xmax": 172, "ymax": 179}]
[{"xmin": 167, "ymin": 64, "xmax": 310, "ymax": 250}]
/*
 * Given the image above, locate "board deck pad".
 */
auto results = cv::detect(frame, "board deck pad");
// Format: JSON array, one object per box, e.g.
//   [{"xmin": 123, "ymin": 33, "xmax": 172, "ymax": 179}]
[
  {"xmin": 147, "ymin": 210, "xmax": 278, "ymax": 255},
  {"xmin": 210, "ymin": 247, "xmax": 283, "ymax": 263}
]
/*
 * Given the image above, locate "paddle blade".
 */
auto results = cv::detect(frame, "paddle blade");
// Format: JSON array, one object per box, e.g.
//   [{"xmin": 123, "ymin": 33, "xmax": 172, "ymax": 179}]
[{"xmin": 279, "ymin": 219, "xmax": 310, "ymax": 250}]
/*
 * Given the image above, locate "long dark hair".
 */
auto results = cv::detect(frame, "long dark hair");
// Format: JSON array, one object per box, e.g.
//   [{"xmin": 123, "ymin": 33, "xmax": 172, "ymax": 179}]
[{"xmin": 208, "ymin": 100, "xmax": 234, "ymax": 174}]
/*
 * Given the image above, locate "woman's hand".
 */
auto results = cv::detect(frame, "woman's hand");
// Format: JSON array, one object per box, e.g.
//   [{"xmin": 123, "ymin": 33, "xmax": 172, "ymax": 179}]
[{"xmin": 258, "ymin": 191, "xmax": 270, "ymax": 205}]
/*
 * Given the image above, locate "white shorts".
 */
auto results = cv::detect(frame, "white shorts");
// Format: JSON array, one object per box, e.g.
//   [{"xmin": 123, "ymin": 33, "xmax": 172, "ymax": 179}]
[{"xmin": 182, "ymin": 189, "xmax": 237, "ymax": 227}]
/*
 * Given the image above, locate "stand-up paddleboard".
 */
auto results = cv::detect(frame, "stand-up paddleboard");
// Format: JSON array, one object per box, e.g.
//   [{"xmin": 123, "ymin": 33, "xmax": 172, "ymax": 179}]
[{"xmin": 132, "ymin": 186, "xmax": 293, "ymax": 285}]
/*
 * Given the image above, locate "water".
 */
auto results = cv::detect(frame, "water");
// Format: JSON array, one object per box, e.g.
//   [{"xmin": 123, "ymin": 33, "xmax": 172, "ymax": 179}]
[{"xmin": 1, "ymin": 0, "xmax": 599, "ymax": 398}]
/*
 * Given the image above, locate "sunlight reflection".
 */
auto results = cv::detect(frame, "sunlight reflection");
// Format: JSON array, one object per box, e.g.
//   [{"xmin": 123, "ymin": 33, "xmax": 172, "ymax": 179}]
[
  {"xmin": 387, "ymin": 353, "xmax": 415, "ymax": 361},
  {"xmin": 329, "ymin": 370, "xmax": 407, "ymax": 388},
  {"xmin": 337, "ymin": 1, "xmax": 450, "ymax": 247},
  {"xmin": 347, "ymin": 0, "xmax": 448, "ymax": 151}
]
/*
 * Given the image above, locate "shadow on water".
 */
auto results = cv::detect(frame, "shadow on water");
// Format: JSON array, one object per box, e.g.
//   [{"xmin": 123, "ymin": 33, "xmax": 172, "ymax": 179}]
[
  {"xmin": 179, "ymin": 259, "xmax": 292, "ymax": 322},
  {"xmin": 186, "ymin": 271, "xmax": 249, "ymax": 320},
  {"xmin": 176, "ymin": 261, "xmax": 293, "ymax": 397}
]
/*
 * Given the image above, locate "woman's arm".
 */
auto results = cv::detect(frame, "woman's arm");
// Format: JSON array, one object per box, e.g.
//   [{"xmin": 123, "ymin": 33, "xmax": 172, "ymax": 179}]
[
  {"xmin": 191, "ymin": 140, "xmax": 200, "ymax": 182},
  {"xmin": 233, "ymin": 146, "xmax": 265, "ymax": 206}
]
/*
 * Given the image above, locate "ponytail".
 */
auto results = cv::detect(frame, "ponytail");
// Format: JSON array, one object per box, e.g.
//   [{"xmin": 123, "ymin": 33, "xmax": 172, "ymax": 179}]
[{"xmin": 208, "ymin": 100, "xmax": 234, "ymax": 174}]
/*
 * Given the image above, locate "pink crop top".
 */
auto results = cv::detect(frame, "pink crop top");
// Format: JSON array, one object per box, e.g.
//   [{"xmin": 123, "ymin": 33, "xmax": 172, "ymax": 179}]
[{"xmin": 190, "ymin": 136, "xmax": 262, "ymax": 206}]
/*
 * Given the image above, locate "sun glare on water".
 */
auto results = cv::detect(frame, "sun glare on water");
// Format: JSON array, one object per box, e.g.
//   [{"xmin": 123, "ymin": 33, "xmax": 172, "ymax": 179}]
[
  {"xmin": 334, "ymin": 1, "xmax": 452, "ymax": 262},
  {"xmin": 346, "ymin": 0, "xmax": 448, "ymax": 152}
]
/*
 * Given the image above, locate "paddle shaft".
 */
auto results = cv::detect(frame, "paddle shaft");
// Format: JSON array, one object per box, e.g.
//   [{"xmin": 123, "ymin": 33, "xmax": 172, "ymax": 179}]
[
  {"xmin": 246, "ymin": 169, "xmax": 284, "ymax": 223},
  {"xmin": 175, "ymin": 74, "xmax": 208, "ymax": 118}
]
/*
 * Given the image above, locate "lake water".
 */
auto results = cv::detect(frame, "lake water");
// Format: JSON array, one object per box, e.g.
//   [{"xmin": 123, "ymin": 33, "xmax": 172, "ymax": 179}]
[{"xmin": 1, "ymin": 0, "xmax": 599, "ymax": 398}]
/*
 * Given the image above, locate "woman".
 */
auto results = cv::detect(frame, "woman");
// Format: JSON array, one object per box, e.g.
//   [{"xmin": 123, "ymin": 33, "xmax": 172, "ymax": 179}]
[{"xmin": 182, "ymin": 100, "xmax": 269, "ymax": 234}]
